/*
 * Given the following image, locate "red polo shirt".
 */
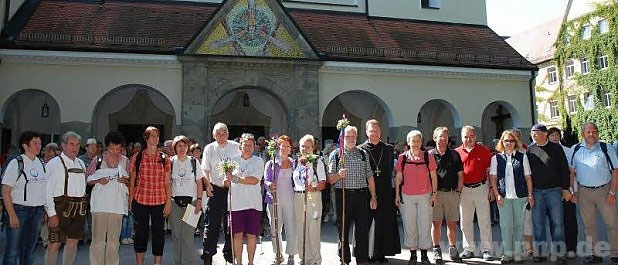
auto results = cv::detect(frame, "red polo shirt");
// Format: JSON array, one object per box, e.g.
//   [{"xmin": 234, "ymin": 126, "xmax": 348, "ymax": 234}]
[{"xmin": 455, "ymin": 144, "xmax": 491, "ymax": 185}]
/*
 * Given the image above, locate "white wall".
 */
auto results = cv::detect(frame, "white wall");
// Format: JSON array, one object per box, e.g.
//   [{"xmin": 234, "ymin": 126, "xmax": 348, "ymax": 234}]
[
  {"xmin": 368, "ymin": 0, "xmax": 487, "ymax": 25},
  {"xmin": 319, "ymin": 62, "xmax": 532, "ymax": 142},
  {"xmin": 170, "ymin": 0, "xmax": 485, "ymax": 23},
  {"xmin": 0, "ymin": 50, "xmax": 182, "ymax": 125}
]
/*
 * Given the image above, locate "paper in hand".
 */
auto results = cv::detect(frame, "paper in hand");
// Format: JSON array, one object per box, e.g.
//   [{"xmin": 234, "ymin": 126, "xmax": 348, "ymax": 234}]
[
  {"xmin": 182, "ymin": 204, "xmax": 202, "ymax": 228},
  {"xmin": 87, "ymin": 168, "xmax": 126, "ymax": 182}
]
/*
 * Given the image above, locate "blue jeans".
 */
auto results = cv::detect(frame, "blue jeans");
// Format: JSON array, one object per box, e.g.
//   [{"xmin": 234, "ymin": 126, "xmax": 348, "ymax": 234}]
[
  {"xmin": 532, "ymin": 187, "xmax": 565, "ymax": 257},
  {"xmin": 2, "ymin": 204, "xmax": 45, "ymax": 265},
  {"xmin": 120, "ymin": 213, "xmax": 133, "ymax": 239}
]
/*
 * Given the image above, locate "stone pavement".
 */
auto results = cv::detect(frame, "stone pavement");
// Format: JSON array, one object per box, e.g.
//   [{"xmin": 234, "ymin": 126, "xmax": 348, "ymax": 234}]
[{"xmin": 1, "ymin": 217, "xmax": 594, "ymax": 265}]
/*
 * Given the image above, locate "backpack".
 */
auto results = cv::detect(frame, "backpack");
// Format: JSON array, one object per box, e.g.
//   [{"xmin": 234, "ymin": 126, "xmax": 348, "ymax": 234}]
[
  {"xmin": 399, "ymin": 151, "xmax": 433, "ymax": 203},
  {"xmin": 134, "ymin": 151, "xmax": 166, "ymax": 180},
  {"xmin": 333, "ymin": 147, "xmax": 366, "ymax": 168},
  {"xmin": 571, "ymin": 142, "xmax": 614, "ymax": 174},
  {"xmin": 0, "ymin": 155, "xmax": 46, "ymax": 231},
  {"xmin": 13, "ymin": 156, "xmax": 46, "ymax": 202},
  {"xmin": 170, "ymin": 156, "xmax": 197, "ymax": 181}
]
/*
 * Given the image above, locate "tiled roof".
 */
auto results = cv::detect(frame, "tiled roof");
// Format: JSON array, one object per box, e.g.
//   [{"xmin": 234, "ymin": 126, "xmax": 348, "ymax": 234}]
[
  {"xmin": 2, "ymin": 0, "xmax": 535, "ymax": 69},
  {"xmin": 6, "ymin": 0, "xmax": 217, "ymax": 53}
]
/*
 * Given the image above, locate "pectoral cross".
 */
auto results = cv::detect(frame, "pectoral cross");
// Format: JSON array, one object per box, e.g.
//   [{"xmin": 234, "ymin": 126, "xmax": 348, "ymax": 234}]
[{"xmin": 375, "ymin": 168, "xmax": 381, "ymax": 176}]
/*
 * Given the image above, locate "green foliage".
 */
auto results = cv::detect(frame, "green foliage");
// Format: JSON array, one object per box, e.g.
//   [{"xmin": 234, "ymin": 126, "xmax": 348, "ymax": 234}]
[{"xmin": 553, "ymin": 0, "xmax": 618, "ymax": 143}]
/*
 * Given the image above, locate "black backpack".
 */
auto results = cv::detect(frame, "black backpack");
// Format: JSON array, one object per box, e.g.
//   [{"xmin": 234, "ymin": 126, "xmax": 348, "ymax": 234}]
[
  {"xmin": 170, "ymin": 156, "xmax": 197, "ymax": 181},
  {"xmin": 134, "ymin": 151, "xmax": 166, "ymax": 180},
  {"xmin": 0, "ymin": 155, "xmax": 46, "ymax": 231},
  {"xmin": 571, "ymin": 142, "xmax": 615, "ymax": 174},
  {"xmin": 333, "ymin": 147, "xmax": 366, "ymax": 168}
]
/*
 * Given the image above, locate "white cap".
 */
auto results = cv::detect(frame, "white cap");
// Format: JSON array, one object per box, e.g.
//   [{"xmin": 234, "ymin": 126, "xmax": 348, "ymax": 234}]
[{"xmin": 86, "ymin": 138, "xmax": 97, "ymax": 146}]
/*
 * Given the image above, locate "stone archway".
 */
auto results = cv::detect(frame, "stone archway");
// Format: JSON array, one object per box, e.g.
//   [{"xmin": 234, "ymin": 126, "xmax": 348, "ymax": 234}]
[
  {"xmin": 1, "ymin": 89, "xmax": 62, "ymax": 150},
  {"xmin": 322, "ymin": 90, "xmax": 392, "ymax": 144},
  {"xmin": 481, "ymin": 101, "xmax": 521, "ymax": 146},
  {"xmin": 92, "ymin": 85, "xmax": 176, "ymax": 145},
  {"xmin": 417, "ymin": 99, "xmax": 462, "ymax": 146},
  {"xmin": 210, "ymin": 87, "xmax": 288, "ymax": 140}
]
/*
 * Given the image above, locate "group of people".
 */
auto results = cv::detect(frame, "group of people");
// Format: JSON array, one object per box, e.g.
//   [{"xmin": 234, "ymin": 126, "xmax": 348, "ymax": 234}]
[{"xmin": 1, "ymin": 119, "xmax": 617, "ymax": 265}]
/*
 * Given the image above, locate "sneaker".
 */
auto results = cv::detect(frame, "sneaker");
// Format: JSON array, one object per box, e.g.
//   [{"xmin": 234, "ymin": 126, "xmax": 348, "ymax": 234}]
[
  {"xmin": 610, "ymin": 257, "xmax": 618, "ymax": 265},
  {"xmin": 584, "ymin": 255, "xmax": 603, "ymax": 264},
  {"xmin": 566, "ymin": 251, "xmax": 576, "ymax": 259},
  {"xmin": 483, "ymin": 251, "xmax": 492, "ymax": 261},
  {"xmin": 287, "ymin": 255, "xmax": 295, "ymax": 265},
  {"xmin": 460, "ymin": 250, "xmax": 474, "ymax": 259},
  {"xmin": 448, "ymin": 246, "xmax": 461, "ymax": 261},
  {"xmin": 501, "ymin": 255, "xmax": 513, "ymax": 264},
  {"xmin": 420, "ymin": 257, "xmax": 431, "ymax": 265},
  {"xmin": 433, "ymin": 246, "xmax": 443, "ymax": 263}
]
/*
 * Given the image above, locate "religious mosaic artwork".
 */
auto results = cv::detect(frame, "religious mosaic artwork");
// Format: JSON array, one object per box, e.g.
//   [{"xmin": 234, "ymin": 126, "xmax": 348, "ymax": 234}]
[{"xmin": 196, "ymin": 0, "xmax": 305, "ymax": 58}]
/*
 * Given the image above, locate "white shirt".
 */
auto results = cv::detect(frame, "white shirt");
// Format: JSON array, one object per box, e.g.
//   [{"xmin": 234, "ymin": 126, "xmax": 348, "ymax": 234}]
[
  {"xmin": 45, "ymin": 153, "xmax": 87, "ymax": 217},
  {"xmin": 1, "ymin": 154, "xmax": 48, "ymax": 207},
  {"xmin": 490, "ymin": 152, "xmax": 531, "ymax": 199},
  {"xmin": 88, "ymin": 156, "xmax": 129, "ymax": 215},
  {"xmin": 201, "ymin": 140, "xmax": 241, "ymax": 187},
  {"xmin": 229, "ymin": 155, "xmax": 264, "ymax": 211},
  {"xmin": 171, "ymin": 155, "xmax": 204, "ymax": 199},
  {"xmin": 292, "ymin": 159, "xmax": 327, "ymax": 191}
]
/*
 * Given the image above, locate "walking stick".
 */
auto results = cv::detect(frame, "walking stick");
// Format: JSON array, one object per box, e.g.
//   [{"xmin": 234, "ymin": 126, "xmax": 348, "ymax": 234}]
[
  {"xmin": 301, "ymin": 158, "xmax": 309, "ymax": 265},
  {"xmin": 228, "ymin": 181, "xmax": 235, "ymax": 265},
  {"xmin": 267, "ymin": 140, "xmax": 282, "ymax": 265},
  {"xmin": 336, "ymin": 115, "xmax": 349, "ymax": 265}
]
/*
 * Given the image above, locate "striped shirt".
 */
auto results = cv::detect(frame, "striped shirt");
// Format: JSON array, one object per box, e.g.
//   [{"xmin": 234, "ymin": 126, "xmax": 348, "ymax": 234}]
[{"xmin": 328, "ymin": 148, "xmax": 372, "ymax": 189}]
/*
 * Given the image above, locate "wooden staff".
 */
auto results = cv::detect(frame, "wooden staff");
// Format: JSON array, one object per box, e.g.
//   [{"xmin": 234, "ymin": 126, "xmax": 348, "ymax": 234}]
[
  {"xmin": 271, "ymin": 157, "xmax": 282, "ymax": 264},
  {"xmin": 302, "ymin": 159, "xmax": 309, "ymax": 265},
  {"xmin": 227, "ymin": 173, "xmax": 235, "ymax": 265},
  {"xmin": 340, "ymin": 152, "xmax": 346, "ymax": 265}
]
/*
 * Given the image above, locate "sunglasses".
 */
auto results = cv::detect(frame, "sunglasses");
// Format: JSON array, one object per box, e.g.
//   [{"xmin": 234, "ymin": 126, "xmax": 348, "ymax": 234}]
[{"xmin": 503, "ymin": 139, "xmax": 516, "ymax": 143}]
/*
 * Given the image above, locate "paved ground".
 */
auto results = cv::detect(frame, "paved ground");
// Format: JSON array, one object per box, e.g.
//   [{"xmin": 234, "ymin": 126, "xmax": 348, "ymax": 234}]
[{"xmin": 0, "ymin": 217, "xmax": 596, "ymax": 265}]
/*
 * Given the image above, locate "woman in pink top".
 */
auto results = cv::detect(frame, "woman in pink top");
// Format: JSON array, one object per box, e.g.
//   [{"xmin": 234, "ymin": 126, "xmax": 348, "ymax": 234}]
[{"xmin": 395, "ymin": 130, "xmax": 438, "ymax": 265}]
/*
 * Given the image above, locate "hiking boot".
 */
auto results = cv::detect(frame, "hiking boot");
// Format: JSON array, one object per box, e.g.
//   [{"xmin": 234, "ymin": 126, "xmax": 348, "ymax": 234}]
[{"xmin": 433, "ymin": 246, "xmax": 443, "ymax": 263}]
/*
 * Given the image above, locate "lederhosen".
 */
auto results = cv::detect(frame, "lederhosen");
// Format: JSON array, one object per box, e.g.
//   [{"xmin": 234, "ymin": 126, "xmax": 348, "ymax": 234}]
[{"xmin": 48, "ymin": 157, "xmax": 88, "ymax": 243}]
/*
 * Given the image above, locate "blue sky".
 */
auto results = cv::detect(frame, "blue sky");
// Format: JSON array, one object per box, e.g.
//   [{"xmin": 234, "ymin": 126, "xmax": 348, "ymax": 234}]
[{"xmin": 486, "ymin": 0, "xmax": 569, "ymax": 36}]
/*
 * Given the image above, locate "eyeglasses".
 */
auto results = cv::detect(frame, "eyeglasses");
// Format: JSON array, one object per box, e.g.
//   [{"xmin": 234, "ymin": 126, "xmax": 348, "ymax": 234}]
[{"xmin": 503, "ymin": 139, "xmax": 516, "ymax": 143}]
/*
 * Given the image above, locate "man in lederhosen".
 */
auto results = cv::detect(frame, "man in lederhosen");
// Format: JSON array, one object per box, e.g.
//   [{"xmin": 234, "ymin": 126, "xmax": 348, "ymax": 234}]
[{"xmin": 44, "ymin": 131, "xmax": 88, "ymax": 265}]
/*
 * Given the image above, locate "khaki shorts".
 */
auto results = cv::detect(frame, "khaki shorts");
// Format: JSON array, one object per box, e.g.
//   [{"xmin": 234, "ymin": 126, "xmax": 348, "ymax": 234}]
[
  {"xmin": 432, "ymin": 191, "xmax": 460, "ymax": 222},
  {"xmin": 48, "ymin": 196, "xmax": 87, "ymax": 243}
]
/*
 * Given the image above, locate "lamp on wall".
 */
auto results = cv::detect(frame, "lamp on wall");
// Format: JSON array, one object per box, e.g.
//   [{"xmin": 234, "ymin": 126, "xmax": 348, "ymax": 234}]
[
  {"xmin": 41, "ymin": 103, "xmax": 50, "ymax": 118},
  {"xmin": 242, "ymin": 93, "xmax": 250, "ymax": 107}
]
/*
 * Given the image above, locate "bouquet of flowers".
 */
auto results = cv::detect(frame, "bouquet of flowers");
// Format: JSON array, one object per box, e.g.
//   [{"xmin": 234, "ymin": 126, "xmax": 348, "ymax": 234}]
[
  {"xmin": 266, "ymin": 139, "xmax": 277, "ymax": 159},
  {"xmin": 336, "ymin": 116, "xmax": 350, "ymax": 131},
  {"xmin": 217, "ymin": 158, "xmax": 239, "ymax": 174},
  {"xmin": 305, "ymin": 154, "xmax": 320, "ymax": 165}
]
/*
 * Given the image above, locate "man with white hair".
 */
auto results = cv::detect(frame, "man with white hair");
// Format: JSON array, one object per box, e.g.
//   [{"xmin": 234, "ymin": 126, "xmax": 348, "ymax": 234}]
[
  {"xmin": 201, "ymin": 122, "xmax": 241, "ymax": 265},
  {"xmin": 455, "ymin": 125, "xmax": 494, "ymax": 260},
  {"xmin": 328, "ymin": 126, "xmax": 378, "ymax": 265},
  {"xmin": 44, "ymin": 131, "xmax": 88, "ymax": 265}
]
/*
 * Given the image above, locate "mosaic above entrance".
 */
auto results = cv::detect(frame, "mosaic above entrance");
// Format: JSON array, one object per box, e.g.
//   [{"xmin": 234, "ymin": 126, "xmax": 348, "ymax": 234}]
[{"xmin": 196, "ymin": 0, "xmax": 305, "ymax": 58}]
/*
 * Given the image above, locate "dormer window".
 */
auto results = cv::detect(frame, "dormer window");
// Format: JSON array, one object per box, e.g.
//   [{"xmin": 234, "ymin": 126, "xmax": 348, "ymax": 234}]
[{"xmin": 421, "ymin": 0, "xmax": 441, "ymax": 9}]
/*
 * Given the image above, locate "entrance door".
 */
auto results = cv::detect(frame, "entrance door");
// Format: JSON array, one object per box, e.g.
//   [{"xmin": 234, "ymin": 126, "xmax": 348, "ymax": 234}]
[
  {"xmin": 227, "ymin": 125, "xmax": 266, "ymax": 140},
  {"xmin": 118, "ymin": 124, "xmax": 164, "ymax": 145}
]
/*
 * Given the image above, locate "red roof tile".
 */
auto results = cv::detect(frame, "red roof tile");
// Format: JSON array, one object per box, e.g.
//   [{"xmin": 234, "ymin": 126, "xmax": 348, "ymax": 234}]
[{"xmin": 4, "ymin": 0, "xmax": 535, "ymax": 69}]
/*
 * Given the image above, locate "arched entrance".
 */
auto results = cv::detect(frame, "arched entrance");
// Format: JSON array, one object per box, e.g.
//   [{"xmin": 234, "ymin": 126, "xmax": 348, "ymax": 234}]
[
  {"xmin": 481, "ymin": 101, "xmax": 521, "ymax": 146},
  {"xmin": 417, "ymin": 99, "xmax": 462, "ymax": 146},
  {"xmin": 1, "ymin": 89, "xmax": 62, "ymax": 151},
  {"xmin": 210, "ymin": 87, "xmax": 287, "ymax": 140},
  {"xmin": 92, "ymin": 85, "xmax": 176, "ymax": 145},
  {"xmin": 322, "ymin": 91, "xmax": 392, "ymax": 144}
]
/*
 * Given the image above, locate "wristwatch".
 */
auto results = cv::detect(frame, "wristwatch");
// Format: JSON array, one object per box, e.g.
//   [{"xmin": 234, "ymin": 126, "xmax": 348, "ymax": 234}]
[
  {"xmin": 609, "ymin": 191, "xmax": 616, "ymax": 197},
  {"xmin": 232, "ymin": 175, "xmax": 240, "ymax": 183}
]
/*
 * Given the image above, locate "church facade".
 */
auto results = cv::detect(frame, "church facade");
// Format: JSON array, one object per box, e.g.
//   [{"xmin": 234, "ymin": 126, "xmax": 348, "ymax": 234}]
[{"xmin": 0, "ymin": 0, "xmax": 536, "ymax": 150}]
